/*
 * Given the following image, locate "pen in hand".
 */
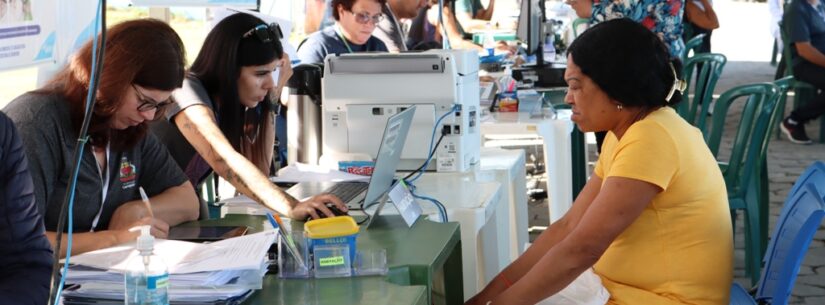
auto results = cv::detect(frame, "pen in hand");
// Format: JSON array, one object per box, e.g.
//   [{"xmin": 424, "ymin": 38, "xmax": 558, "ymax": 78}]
[{"xmin": 139, "ymin": 186, "xmax": 155, "ymax": 222}]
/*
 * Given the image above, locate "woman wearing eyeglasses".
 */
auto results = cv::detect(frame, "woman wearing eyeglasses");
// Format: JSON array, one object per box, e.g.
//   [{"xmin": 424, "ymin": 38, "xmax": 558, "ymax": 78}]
[
  {"xmin": 297, "ymin": 0, "xmax": 390, "ymax": 64},
  {"xmin": 3, "ymin": 19, "xmax": 200, "ymax": 257},
  {"xmin": 151, "ymin": 13, "xmax": 348, "ymax": 220}
]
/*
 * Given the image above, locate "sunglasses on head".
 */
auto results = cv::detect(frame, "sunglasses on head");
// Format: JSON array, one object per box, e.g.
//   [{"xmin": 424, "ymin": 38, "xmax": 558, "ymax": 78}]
[
  {"xmin": 350, "ymin": 11, "xmax": 384, "ymax": 25},
  {"xmin": 242, "ymin": 22, "xmax": 283, "ymax": 43}
]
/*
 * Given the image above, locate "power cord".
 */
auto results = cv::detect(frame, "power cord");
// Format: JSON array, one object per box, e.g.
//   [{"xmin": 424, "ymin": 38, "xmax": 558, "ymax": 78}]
[
  {"xmin": 47, "ymin": 1, "xmax": 106, "ymax": 305},
  {"xmin": 402, "ymin": 132, "xmax": 445, "ymax": 181},
  {"xmin": 406, "ymin": 182, "xmax": 448, "ymax": 222},
  {"xmin": 407, "ymin": 105, "xmax": 459, "ymax": 183}
]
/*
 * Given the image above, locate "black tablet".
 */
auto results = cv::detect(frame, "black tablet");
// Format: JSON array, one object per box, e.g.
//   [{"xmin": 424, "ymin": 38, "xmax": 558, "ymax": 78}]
[{"xmin": 167, "ymin": 226, "xmax": 250, "ymax": 242}]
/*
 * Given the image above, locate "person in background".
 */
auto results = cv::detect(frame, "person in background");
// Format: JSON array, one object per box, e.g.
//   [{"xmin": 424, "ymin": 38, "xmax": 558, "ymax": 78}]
[
  {"xmin": 305, "ymin": 0, "xmax": 334, "ymax": 33},
  {"xmin": 4, "ymin": 19, "xmax": 200, "ymax": 257},
  {"xmin": 0, "ymin": 112, "xmax": 53, "ymax": 305},
  {"xmin": 151, "ymin": 13, "xmax": 347, "ymax": 220},
  {"xmin": 591, "ymin": 0, "xmax": 685, "ymax": 59},
  {"xmin": 407, "ymin": 0, "xmax": 484, "ymax": 50},
  {"xmin": 566, "ymin": 0, "xmax": 593, "ymax": 20},
  {"xmin": 297, "ymin": 0, "xmax": 390, "ymax": 64},
  {"xmin": 683, "ymin": 0, "xmax": 719, "ymax": 55},
  {"xmin": 374, "ymin": 0, "xmax": 428, "ymax": 52},
  {"xmin": 770, "ymin": 0, "xmax": 787, "ymax": 79},
  {"xmin": 466, "ymin": 19, "xmax": 732, "ymax": 305},
  {"xmin": 778, "ymin": 0, "xmax": 825, "ymax": 144},
  {"xmin": 565, "ymin": 0, "xmax": 684, "ymax": 57},
  {"xmin": 455, "ymin": 0, "xmax": 495, "ymax": 32}
]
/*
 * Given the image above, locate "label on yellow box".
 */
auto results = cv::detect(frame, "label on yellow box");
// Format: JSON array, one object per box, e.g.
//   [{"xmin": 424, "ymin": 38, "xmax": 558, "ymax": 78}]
[{"xmin": 319, "ymin": 256, "xmax": 346, "ymax": 267}]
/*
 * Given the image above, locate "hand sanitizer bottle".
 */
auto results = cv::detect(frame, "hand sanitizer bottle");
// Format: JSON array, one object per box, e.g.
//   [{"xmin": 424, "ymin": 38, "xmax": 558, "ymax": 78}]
[{"xmin": 125, "ymin": 226, "xmax": 169, "ymax": 305}]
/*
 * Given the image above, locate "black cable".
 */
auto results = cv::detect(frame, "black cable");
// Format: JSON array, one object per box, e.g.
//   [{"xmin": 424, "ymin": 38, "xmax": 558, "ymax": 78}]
[
  {"xmin": 47, "ymin": 2, "xmax": 106, "ymax": 304},
  {"xmin": 402, "ymin": 132, "xmax": 447, "ymax": 181},
  {"xmin": 355, "ymin": 209, "xmax": 371, "ymax": 225}
]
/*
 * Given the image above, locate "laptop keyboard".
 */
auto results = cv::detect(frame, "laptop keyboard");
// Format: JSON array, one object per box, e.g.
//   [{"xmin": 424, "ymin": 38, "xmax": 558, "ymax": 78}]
[{"xmin": 323, "ymin": 182, "xmax": 369, "ymax": 204}]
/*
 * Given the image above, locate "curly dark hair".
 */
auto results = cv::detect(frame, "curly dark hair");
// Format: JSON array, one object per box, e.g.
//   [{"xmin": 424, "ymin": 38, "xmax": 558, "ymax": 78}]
[
  {"xmin": 567, "ymin": 18, "xmax": 684, "ymax": 109},
  {"xmin": 331, "ymin": 0, "xmax": 388, "ymax": 21}
]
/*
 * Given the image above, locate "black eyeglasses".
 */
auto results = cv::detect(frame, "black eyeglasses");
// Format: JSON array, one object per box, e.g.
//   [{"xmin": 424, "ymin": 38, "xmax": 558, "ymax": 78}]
[
  {"xmin": 133, "ymin": 84, "xmax": 173, "ymax": 112},
  {"xmin": 242, "ymin": 23, "xmax": 283, "ymax": 43},
  {"xmin": 350, "ymin": 11, "xmax": 384, "ymax": 25}
]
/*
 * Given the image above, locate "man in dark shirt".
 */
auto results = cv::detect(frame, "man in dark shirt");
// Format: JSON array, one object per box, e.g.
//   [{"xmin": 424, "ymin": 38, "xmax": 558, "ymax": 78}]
[
  {"xmin": 374, "ymin": 0, "xmax": 427, "ymax": 52},
  {"xmin": 0, "ymin": 111, "xmax": 53, "ymax": 305},
  {"xmin": 780, "ymin": 0, "xmax": 825, "ymax": 144}
]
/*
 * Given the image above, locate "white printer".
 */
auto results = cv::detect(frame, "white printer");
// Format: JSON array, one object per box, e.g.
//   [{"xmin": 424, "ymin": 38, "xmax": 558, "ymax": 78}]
[{"xmin": 321, "ymin": 49, "xmax": 481, "ymax": 173}]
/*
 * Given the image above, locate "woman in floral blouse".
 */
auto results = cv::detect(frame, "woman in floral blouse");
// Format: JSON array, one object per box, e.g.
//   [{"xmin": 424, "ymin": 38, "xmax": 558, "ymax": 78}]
[{"xmin": 591, "ymin": 0, "xmax": 685, "ymax": 58}]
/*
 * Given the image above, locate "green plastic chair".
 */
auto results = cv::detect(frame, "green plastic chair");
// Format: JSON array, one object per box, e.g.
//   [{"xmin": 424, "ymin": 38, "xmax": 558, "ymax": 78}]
[
  {"xmin": 778, "ymin": 22, "xmax": 824, "ymax": 143},
  {"xmin": 703, "ymin": 83, "xmax": 782, "ymax": 285},
  {"xmin": 681, "ymin": 32, "xmax": 707, "ymax": 63},
  {"xmin": 571, "ymin": 18, "xmax": 589, "ymax": 38},
  {"xmin": 195, "ymin": 172, "xmax": 220, "ymax": 220},
  {"xmin": 677, "ymin": 53, "xmax": 726, "ymax": 127}
]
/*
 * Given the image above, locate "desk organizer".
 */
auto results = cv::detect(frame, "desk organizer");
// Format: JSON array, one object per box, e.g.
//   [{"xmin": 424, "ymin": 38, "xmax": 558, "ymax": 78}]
[{"xmin": 278, "ymin": 216, "xmax": 387, "ymax": 279}]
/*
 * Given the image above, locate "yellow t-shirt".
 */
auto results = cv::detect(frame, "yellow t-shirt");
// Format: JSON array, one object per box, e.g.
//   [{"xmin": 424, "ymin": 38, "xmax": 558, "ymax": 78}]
[{"xmin": 593, "ymin": 107, "xmax": 733, "ymax": 305}]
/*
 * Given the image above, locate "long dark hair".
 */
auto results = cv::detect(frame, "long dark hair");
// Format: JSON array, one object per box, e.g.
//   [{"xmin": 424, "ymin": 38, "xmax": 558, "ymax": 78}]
[
  {"xmin": 43, "ymin": 19, "xmax": 186, "ymax": 151},
  {"xmin": 189, "ymin": 13, "xmax": 284, "ymax": 173}
]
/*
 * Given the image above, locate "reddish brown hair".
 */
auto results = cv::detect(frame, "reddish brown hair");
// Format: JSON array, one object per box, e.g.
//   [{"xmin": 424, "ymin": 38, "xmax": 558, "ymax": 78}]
[{"xmin": 43, "ymin": 18, "xmax": 186, "ymax": 151}]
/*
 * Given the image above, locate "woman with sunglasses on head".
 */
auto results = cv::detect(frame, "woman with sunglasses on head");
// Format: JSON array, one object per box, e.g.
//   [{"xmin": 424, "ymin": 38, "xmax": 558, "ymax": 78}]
[
  {"xmin": 297, "ymin": 0, "xmax": 389, "ymax": 64},
  {"xmin": 3, "ymin": 19, "xmax": 200, "ymax": 257},
  {"xmin": 151, "ymin": 13, "xmax": 347, "ymax": 220}
]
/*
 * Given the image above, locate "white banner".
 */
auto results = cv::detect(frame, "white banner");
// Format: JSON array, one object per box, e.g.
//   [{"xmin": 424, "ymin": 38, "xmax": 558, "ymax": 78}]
[{"xmin": 0, "ymin": 0, "xmax": 58, "ymax": 70}]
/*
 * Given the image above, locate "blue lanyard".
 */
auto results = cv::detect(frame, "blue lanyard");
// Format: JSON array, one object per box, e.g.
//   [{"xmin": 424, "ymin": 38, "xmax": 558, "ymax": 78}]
[{"xmin": 334, "ymin": 25, "xmax": 354, "ymax": 53}]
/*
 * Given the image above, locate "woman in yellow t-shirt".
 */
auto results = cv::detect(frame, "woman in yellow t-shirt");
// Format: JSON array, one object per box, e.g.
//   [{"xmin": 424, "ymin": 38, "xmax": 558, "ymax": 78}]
[{"xmin": 466, "ymin": 18, "xmax": 733, "ymax": 305}]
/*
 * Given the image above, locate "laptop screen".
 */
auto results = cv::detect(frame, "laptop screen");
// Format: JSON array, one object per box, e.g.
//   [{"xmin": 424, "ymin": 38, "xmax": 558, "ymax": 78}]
[{"xmin": 362, "ymin": 106, "xmax": 416, "ymax": 205}]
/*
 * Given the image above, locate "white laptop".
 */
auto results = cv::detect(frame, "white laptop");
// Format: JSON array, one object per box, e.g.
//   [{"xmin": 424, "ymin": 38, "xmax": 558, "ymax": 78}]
[{"xmin": 285, "ymin": 106, "xmax": 416, "ymax": 216}]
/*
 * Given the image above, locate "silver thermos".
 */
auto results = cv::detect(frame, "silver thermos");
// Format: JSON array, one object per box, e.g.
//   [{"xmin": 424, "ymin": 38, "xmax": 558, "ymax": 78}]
[{"xmin": 286, "ymin": 64, "xmax": 324, "ymax": 165}]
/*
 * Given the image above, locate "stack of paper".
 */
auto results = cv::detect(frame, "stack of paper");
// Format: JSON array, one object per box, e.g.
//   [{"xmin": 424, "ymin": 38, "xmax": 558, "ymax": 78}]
[{"xmin": 60, "ymin": 231, "xmax": 276, "ymax": 305}]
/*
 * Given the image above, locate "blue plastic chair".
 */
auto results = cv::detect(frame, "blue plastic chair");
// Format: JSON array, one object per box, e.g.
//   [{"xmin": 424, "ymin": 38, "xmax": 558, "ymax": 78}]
[
  {"xmin": 787, "ymin": 161, "xmax": 825, "ymax": 199},
  {"xmin": 729, "ymin": 171, "xmax": 825, "ymax": 305}
]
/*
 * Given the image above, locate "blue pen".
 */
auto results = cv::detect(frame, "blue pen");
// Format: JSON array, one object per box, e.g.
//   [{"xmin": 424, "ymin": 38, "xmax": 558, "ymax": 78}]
[{"xmin": 266, "ymin": 212, "xmax": 280, "ymax": 230}]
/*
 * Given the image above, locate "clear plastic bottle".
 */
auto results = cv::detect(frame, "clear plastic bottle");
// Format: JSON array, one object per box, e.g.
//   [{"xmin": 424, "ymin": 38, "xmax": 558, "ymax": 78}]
[
  {"xmin": 543, "ymin": 32, "xmax": 556, "ymax": 64},
  {"xmin": 124, "ymin": 226, "xmax": 169, "ymax": 305},
  {"xmin": 483, "ymin": 23, "xmax": 496, "ymax": 55}
]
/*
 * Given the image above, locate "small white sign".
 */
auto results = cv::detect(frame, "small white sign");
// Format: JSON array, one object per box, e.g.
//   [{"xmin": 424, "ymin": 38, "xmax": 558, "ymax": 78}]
[{"xmin": 387, "ymin": 180, "xmax": 422, "ymax": 227}]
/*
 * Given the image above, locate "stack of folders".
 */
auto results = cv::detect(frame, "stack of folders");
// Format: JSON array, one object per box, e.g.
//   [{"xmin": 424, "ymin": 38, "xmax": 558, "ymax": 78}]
[{"xmin": 60, "ymin": 230, "xmax": 277, "ymax": 305}]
